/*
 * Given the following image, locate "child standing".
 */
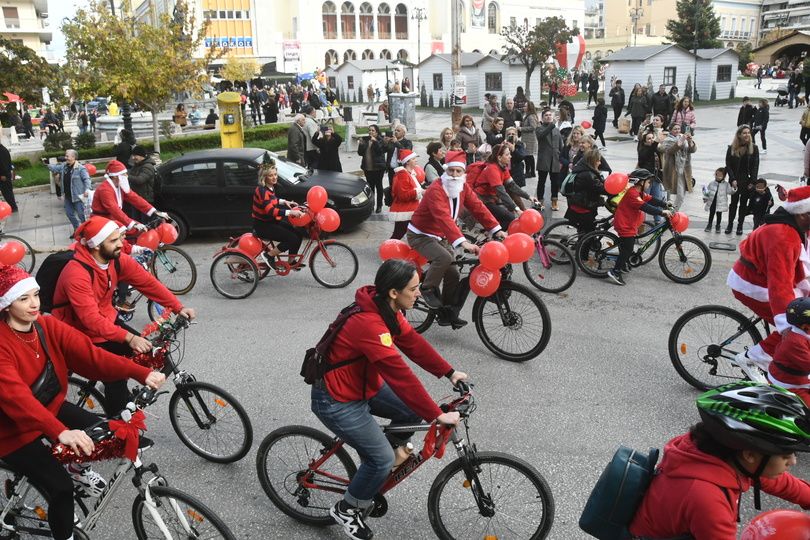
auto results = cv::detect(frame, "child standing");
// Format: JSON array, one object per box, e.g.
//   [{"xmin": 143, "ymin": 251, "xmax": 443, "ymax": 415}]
[
  {"xmin": 747, "ymin": 178, "xmax": 774, "ymax": 229},
  {"xmin": 702, "ymin": 167, "xmax": 736, "ymax": 232},
  {"xmin": 607, "ymin": 169, "xmax": 672, "ymax": 286},
  {"xmin": 592, "ymin": 98, "xmax": 607, "ymax": 148},
  {"xmin": 768, "ymin": 297, "xmax": 810, "ymax": 406}
]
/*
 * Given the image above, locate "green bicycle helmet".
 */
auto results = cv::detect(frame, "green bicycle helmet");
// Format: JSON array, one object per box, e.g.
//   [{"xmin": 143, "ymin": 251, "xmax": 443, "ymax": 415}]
[{"xmin": 697, "ymin": 382, "xmax": 810, "ymax": 455}]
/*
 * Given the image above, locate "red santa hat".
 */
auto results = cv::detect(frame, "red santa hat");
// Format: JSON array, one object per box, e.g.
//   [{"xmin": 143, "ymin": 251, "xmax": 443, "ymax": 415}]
[
  {"xmin": 783, "ymin": 185, "xmax": 810, "ymax": 215},
  {"xmin": 105, "ymin": 160, "xmax": 127, "ymax": 177},
  {"xmin": 75, "ymin": 216, "xmax": 122, "ymax": 249},
  {"xmin": 0, "ymin": 265, "xmax": 38, "ymax": 310},
  {"xmin": 398, "ymin": 149, "xmax": 418, "ymax": 165},
  {"xmin": 444, "ymin": 150, "xmax": 467, "ymax": 170}
]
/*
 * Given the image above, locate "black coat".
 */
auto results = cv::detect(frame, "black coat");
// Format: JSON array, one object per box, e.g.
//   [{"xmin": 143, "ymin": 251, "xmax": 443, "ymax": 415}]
[
  {"xmin": 651, "ymin": 92, "xmax": 671, "ymax": 116},
  {"xmin": 509, "ymin": 141, "xmax": 527, "ymax": 187},
  {"xmin": 609, "ymin": 87, "xmax": 625, "ymax": 107},
  {"xmin": 498, "ymin": 109, "xmax": 523, "ymax": 130},
  {"xmin": 313, "ymin": 132, "xmax": 343, "ymax": 172},
  {"xmin": 588, "ymin": 75, "xmax": 599, "ymax": 92},
  {"xmin": 592, "ymin": 104, "xmax": 607, "ymax": 132},
  {"xmin": 0, "ymin": 143, "xmax": 12, "ymax": 179},
  {"xmin": 637, "ymin": 142, "xmax": 660, "ymax": 176},
  {"xmin": 753, "ymin": 107, "xmax": 769, "ymax": 130},
  {"xmin": 725, "ymin": 145, "xmax": 760, "ymax": 190},
  {"xmin": 737, "ymin": 104, "xmax": 755, "ymax": 127},
  {"xmin": 566, "ymin": 160, "xmax": 606, "ymax": 210},
  {"xmin": 357, "ymin": 137, "xmax": 387, "ymax": 171},
  {"xmin": 383, "ymin": 137, "xmax": 413, "ymax": 170},
  {"xmin": 113, "ymin": 142, "xmax": 133, "ymax": 168}
]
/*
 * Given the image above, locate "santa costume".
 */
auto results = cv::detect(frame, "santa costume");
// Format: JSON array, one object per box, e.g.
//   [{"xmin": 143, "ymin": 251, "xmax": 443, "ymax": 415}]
[
  {"xmin": 389, "ymin": 149, "xmax": 424, "ymax": 239},
  {"xmin": 91, "ymin": 160, "xmax": 155, "ymax": 229}
]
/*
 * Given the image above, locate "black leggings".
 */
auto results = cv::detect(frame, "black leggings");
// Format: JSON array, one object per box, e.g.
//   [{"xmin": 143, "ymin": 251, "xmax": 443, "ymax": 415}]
[
  {"xmin": 98, "ymin": 320, "xmax": 140, "ymax": 415},
  {"xmin": 524, "ymin": 155, "xmax": 535, "ymax": 177},
  {"xmin": 588, "ymin": 90, "xmax": 598, "ymax": 106},
  {"xmin": 612, "ymin": 104, "xmax": 623, "ymax": 126},
  {"xmin": 707, "ymin": 195, "xmax": 722, "ymax": 229},
  {"xmin": 536, "ymin": 171, "xmax": 561, "ymax": 200},
  {"xmin": 802, "ymin": 127, "xmax": 810, "ymax": 146},
  {"xmin": 727, "ymin": 189, "xmax": 750, "ymax": 231},
  {"xmin": 614, "ymin": 236, "xmax": 635, "ymax": 274},
  {"xmin": 364, "ymin": 169, "xmax": 385, "ymax": 209},
  {"xmin": 391, "ymin": 221, "xmax": 409, "ymax": 240},
  {"xmin": 630, "ymin": 116, "xmax": 643, "ymax": 136},
  {"xmin": 2, "ymin": 403, "xmax": 101, "ymax": 540},
  {"xmin": 253, "ymin": 219, "xmax": 304, "ymax": 254},
  {"xmin": 752, "ymin": 127, "xmax": 767, "ymax": 150},
  {"xmin": 485, "ymin": 202, "xmax": 516, "ymax": 231},
  {"xmin": 594, "ymin": 130, "xmax": 606, "ymax": 146}
]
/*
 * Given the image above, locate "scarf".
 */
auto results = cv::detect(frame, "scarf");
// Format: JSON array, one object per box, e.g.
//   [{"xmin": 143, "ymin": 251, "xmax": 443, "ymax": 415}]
[
  {"xmin": 462, "ymin": 126, "xmax": 477, "ymax": 136},
  {"xmin": 441, "ymin": 172, "xmax": 465, "ymax": 200}
]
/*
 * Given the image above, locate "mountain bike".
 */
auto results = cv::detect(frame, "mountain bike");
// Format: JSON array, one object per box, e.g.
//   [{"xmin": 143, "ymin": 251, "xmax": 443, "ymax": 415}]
[
  {"xmin": 210, "ymin": 208, "xmax": 358, "ymax": 299},
  {"xmin": 0, "ymin": 387, "xmax": 237, "ymax": 539},
  {"xmin": 575, "ymin": 217, "xmax": 711, "ymax": 284},
  {"xmin": 67, "ymin": 314, "xmax": 253, "ymax": 463},
  {"xmin": 522, "ymin": 232, "xmax": 577, "ymax": 294},
  {"xmin": 255, "ymin": 381, "xmax": 555, "ymax": 539},
  {"xmin": 668, "ymin": 304, "xmax": 769, "ymax": 390},
  {"xmin": 405, "ymin": 254, "xmax": 551, "ymax": 362},
  {"xmin": 0, "ymin": 226, "xmax": 35, "ymax": 273}
]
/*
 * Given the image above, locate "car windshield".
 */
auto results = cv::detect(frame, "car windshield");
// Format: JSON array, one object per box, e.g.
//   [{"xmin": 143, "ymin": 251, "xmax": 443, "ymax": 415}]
[{"xmin": 255, "ymin": 153, "xmax": 309, "ymax": 184}]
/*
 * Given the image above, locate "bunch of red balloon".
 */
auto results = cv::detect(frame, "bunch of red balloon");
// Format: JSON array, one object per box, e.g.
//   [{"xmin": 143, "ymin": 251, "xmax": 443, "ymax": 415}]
[
  {"xmin": 604, "ymin": 172, "xmax": 629, "ymax": 195},
  {"xmin": 669, "ymin": 211, "xmax": 689, "ymax": 233},
  {"xmin": 237, "ymin": 233, "xmax": 263, "ymax": 258},
  {"xmin": 135, "ymin": 223, "xmax": 178, "ymax": 251},
  {"xmin": 0, "ymin": 201, "xmax": 26, "ymax": 266},
  {"xmin": 287, "ymin": 186, "xmax": 341, "ymax": 233},
  {"xmin": 581, "ymin": 120, "xmax": 592, "ymax": 129},
  {"xmin": 378, "ymin": 239, "xmax": 428, "ymax": 268}
]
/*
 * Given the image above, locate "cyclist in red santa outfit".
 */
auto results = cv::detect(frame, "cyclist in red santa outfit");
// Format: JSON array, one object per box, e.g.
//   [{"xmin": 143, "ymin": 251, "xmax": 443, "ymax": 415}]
[
  {"xmin": 91, "ymin": 160, "xmax": 170, "ymax": 232},
  {"xmin": 727, "ymin": 185, "xmax": 810, "ymax": 379}
]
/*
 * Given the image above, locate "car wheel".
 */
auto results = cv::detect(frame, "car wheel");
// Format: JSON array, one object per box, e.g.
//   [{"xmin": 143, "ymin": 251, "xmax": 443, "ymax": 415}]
[{"xmin": 167, "ymin": 211, "xmax": 189, "ymax": 244}]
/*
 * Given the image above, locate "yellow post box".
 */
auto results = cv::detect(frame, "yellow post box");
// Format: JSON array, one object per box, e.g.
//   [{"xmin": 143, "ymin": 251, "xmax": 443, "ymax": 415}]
[{"xmin": 216, "ymin": 92, "xmax": 244, "ymax": 148}]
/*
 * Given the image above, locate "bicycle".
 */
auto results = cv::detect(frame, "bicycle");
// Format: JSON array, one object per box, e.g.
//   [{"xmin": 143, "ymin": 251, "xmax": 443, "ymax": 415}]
[
  {"xmin": 405, "ymin": 253, "xmax": 551, "ymax": 362},
  {"xmin": 0, "ymin": 387, "xmax": 237, "ymax": 539},
  {"xmin": 255, "ymin": 381, "xmax": 555, "ymax": 539},
  {"xmin": 575, "ymin": 216, "xmax": 711, "ymax": 284},
  {"xmin": 668, "ymin": 304, "xmax": 770, "ymax": 390},
  {"xmin": 66, "ymin": 313, "xmax": 253, "ymax": 464},
  {"xmin": 0, "ymin": 225, "xmax": 35, "ymax": 273},
  {"xmin": 522, "ymin": 232, "xmax": 577, "ymax": 294},
  {"xmin": 210, "ymin": 208, "xmax": 359, "ymax": 299}
]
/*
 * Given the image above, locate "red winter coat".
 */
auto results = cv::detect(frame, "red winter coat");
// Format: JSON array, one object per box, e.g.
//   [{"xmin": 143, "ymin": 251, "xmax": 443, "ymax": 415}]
[
  {"xmin": 408, "ymin": 179, "xmax": 500, "ymax": 247},
  {"xmin": 52, "ymin": 245, "xmax": 184, "ymax": 344},
  {"xmin": 630, "ymin": 433, "xmax": 810, "ymax": 540},
  {"xmin": 92, "ymin": 178, "xmax": 155, "ymax": 227},
  {"xmin": 389, "ymin": 167, "xmax": 423, "ymax": 221},
  {"xmin": 0, "ymin": 315, "xmax": 152, "ymax": 457},
  {"xmin": 613, "ymin": 186, "xmax": 649, "ymax": 237},
  {"xmin": 770, "ymin": 328, "xmax": 810, "ymax": 388},
  {"xmin": 324, "ymin": 286, "xmax": 453, "ymax": 421}
]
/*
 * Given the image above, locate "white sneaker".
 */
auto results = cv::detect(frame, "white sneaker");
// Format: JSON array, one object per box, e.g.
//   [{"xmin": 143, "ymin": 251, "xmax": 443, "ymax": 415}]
[
  {"xmin": 733, "ymin": 351, "xmax": 768, "ymax": 384},
  {"xmin": 760, "ymin": 149, "xmax": 767, "ymax": 155},
  {"xmin": 67, "ymin": 463, "xmax": 107, "ymax": 497}
]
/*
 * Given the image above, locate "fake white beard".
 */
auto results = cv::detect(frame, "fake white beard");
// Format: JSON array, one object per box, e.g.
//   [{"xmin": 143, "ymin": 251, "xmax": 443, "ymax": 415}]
[
  {"xmin": 118, "ymin": 175, "xmax": 131, "ymax": 193},
  {"xmin": 441, "ymin": 173, "xmax": 465, "ymax": 199}
]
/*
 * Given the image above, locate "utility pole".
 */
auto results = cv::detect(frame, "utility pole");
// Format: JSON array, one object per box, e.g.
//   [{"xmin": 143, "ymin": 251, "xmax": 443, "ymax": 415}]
[
  {"xmin": 451, "ymin": 0, "xmax": 461, "ymax": 126},
  {"xmin": 412, "ymin": 7, "xmax": 427, "ymax": 88},
  {"xmin": 693, "ymin": 0, "xmax": 699, "ymax": 101}
]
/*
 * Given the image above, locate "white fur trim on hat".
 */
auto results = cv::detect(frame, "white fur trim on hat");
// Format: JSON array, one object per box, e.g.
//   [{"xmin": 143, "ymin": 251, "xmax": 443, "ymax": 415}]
[
  {"xmin": 0, "ymin": 277, "xmax": 38, "ymax": 310},
  {"xmin": 84, "ymin": 220, "xmax": 119, "ymax": 249},
  {"xmin": 400, "ymin": 152, "xmax": 418, "ymax": 165},
  {"xmin": 444, "ymin": 159, "xmax": 466, "ymax": 169},
  {"xmin": 783, "ymin": 199, "xmax": 810, "ymax": 215}
]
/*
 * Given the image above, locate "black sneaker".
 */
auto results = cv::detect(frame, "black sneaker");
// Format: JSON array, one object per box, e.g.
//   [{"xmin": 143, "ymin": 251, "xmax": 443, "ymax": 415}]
[
  {"xmin": 704, "ymin": 225, "xmax": 711, "ymax": 232},
  {"xmin": 419, "ymin": 286, "xmax": 442, "ymax": 309},
  {"xmin": 330, "ymin": 500, "xmax": 374, "ymax": 540},
  {"xmin": 724, "ymin": 227, "xmax": 733, "ymax": 235},
  {"xmin": 606, "ymin": 270, "xmax": 625, "ymax": 286},
  {"xmin": 437, "ymin": 308, "xmax": 468, "ymax": 329},
  {"xmin": 138, "ymin": 436, "xmax": 154, "ymax": 451}
]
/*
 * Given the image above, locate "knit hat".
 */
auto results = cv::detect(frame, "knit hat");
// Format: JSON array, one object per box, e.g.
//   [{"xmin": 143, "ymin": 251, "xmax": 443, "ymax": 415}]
[
  {"xmin": 131, "ymin": 145, "xmax": 147, "ymax": 158},
  {"xmin": 0, "ymin": 265, "xmax": 37, "ymax": 310},
  {"xmin": 105, "ymin": 160, "xmax": 127, "ymax": 177},
  {"xmin": 75, "ymin": 216, "xmax": 121, "ymax": 249},
  {"xmin": 783, "ymin": 186, "xmax": 810, "ymax": 215},
  {"xmin": 444, "ymin": 150, "xmax": 466, "ymax": 169},
  {"xmin": 398, "ymin": 149, "xmax": 418, "ymax": 165}
]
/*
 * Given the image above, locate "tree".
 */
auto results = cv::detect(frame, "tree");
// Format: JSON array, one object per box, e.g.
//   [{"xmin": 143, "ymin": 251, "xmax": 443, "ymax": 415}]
[
  {"xmin": 500, "ymin": 17, "xmax": 575, "ymax": 101},
  {"xmin": 666, "ymin": 0, "xmax": 721, "ymax": 50},
  {"xmin": 220, "ymin": 53, "xmax": 258, "ymax": 85},
  {"xmin": 0, "ymin": 37, "xmax": 58, "ymax": 105},
  {"xmin": 735, "ymin": 42, "xmax": 753, "ymax": 72},
  {"xmin": 62, "ymin": 0, "xmax": 221, "ymax": 153}
]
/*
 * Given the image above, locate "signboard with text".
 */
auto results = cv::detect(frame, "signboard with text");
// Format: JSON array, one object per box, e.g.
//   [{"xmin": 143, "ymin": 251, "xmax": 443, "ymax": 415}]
[{"xmin": 453, "ymin": 75, "xmax": 467, "ymax": 105}]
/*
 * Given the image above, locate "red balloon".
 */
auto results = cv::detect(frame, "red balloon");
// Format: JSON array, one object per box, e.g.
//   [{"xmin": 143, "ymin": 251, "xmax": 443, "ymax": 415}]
[
  {"xmin": 414, "ymin": 165, "xmax": 426, "ymax": 183},
  {"xmin": 316, "ymin": 208, "xmax": 341, "ymax": 232},
  {"xmin": 237, "ymin": 233, "xmax": 262, "ymax": 257},
  {"xmin": 85, "ymin": 163, "xmax": 97, "ymax": 176},
  {"xmin": 519, "ymin": 209, "xmax": 544, "ymax": 235},
  {"xmin": 580, "ymin": 120, "xmax": 592, "ymax": 129},
  {"xmin": 479, "ymin": 241, "xmax": 509, "ymax": 270},
  {"xmin": 604, "ymin": 173, "xmax": 629, "ymax": 195},
  {"xmin": 507, "ymin": 220, "xmax": 522, "ymax": 235},
  {"xmin": 307, "ymin": 186, "xmax": 328, "ymax": 213},
  {"xmin": 670, "ymin": 211, "xmax": 690, "ymax": 233},
  {"xmin": 379, "ymin": 239, "xmax": 411, "ymax": 260},
  {"xmin": 503, "ymin": 232, "xmax": 535, "ymax": 263},
  {"xmin": 406, "ymin": 248, "xmax": 428, "ymax": 267},
  {"xmin": 288, "ymin": 211, "xmax": 312, "ymax": 227},
  {"xmin": 741, "ymin": 510, "xmax": 810, "ymax": 540},
  {"xmin": 469, "ymin": 265, "xmax": 502, "ymax": 297},
  {"xmin": 0, "ymin": 241, "xmax": 25, "ymax": 266},
  {"xmin": 136, "ymin": 230, "xmax": 160, "ymax": 251},
  {"xmin": 156, "ymin": 223, "xmax": 178, "ymax": 244},
  {"xmin": 0, "ymin": 201, "xmax": 11, "ymax": 221}
]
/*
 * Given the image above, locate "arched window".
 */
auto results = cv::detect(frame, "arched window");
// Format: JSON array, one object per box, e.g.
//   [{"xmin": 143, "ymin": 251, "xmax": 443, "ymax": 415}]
[
  {"xmin": 344, "ymin": 49, "xmax": 357, "ymax": 62},
  {"xmin": 397, "ymin": 49, "xmax": 409, "ymax": 62},
  {"xmin": 325, "ymin": 49, "xmax": 339, "ymax": 66},
  {"xmin": 489, "ymin": 49, "xmax": 499, "ymax": 57},
  {"xmin": 359, "ymin": 2, "xmax": 374, "ymax": 39},
  {"xmin": 378, "ymin": 3, "xmax": 391, "ymax": 39},
  {"xmin": 341, "ymin": 2, "xmax": 356, "ymax": 39},
  {"xmin": 457, "ymin": 1, "xmax": 466, "ymax": 33},
  {"xmin": 380, "ymin": 48, "xmax": 392, "ymax": 59},
  {"xmin": 472, "ymin": 48, "xmax": 481, "ymax": 53},
  {"xmin": 322, "ymin": 1, "xmax": 337, "ymax": 39},
  {"xmin": 394, "ymin": 4, "xmax": 408, "ymax": 39},
  {"xmin": 487, "ymin": 2, "xmax": 499, "ymax": 34},
  {"xmin": 362, "ymin": 48, "xmax": 375, "ymax": 59}
]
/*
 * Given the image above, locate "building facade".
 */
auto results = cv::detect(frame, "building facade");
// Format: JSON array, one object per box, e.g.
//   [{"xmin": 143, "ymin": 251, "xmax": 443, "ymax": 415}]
[{"xmin": 0, "ymin": 0, "xmax": 53, "ymax": 61}]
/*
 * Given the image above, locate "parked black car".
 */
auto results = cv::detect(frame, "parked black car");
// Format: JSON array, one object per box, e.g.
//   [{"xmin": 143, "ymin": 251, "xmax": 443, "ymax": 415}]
[{"xmin": 154, "ymin": 148, "xmax": 373, "ymax": 243}]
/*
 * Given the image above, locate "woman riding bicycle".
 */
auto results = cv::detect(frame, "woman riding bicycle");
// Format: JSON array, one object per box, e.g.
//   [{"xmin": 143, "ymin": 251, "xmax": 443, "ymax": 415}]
[
  {"xmin": 563, "ymin": 147, "xmax": 608, "ymax": 237},
  {"xmin": 312, "ymin": 259, "xmax": 468, "ymax": 540},
  {"xmin": 0, "ymin": 265, "xmax": 165, "ymax": 540},
  {"xmin": 472, "ymin": 143, "xmax": 537, "ymax": 230},
  {"xmin": 252, "ymin": 158, "xmax": 306, "ymax": 258}
]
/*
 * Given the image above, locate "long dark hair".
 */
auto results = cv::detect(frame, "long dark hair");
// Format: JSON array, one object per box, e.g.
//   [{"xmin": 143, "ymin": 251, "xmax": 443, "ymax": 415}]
[
  {"xmin": 373, "ymin": 259, "xmax": 417, "ymax": 336},
  {"xmin": 689, "ymin": 422, "xmax": 735, "ymax": 460}
]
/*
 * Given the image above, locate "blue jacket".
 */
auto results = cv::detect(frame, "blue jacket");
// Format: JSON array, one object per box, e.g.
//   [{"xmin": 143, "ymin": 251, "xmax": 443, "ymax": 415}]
[{"xmin": 48, "ymin": 162, "xmax": 91, "ymax": 203}]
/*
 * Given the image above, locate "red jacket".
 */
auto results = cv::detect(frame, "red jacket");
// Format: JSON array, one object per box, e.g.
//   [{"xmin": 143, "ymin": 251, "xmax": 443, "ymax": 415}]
[
  {"xmin": 630, "ymin": 433, "xmax": 810, "ymax": 540},
  {"xmin": 52, "ymin": 245, "xmax": 184, "ymax": 344},
  {"xmin": 613, "ymin": 186, "xmax": 649, "ymax": 237},
  {"xmin": 408, "ymin": 179, "xmax": 500, "ymax": 247},
  {"xmin": 0, "ymin": 315, "xmax": 152, "ymax": 457},
  {"xmin": 472, "ymin": 162, "xmax": 510, "ymax": 202},
  {"xmin": 389, "ymin": 167, "xmax": 423, "ymax": 221},
  {"xmin": 92, "ymin": 178, "xmax": 155, "ymax": 227},
  {"xmin": 770, "ymin": 328, "xmax": 810, "ymax": 387},
  {"xmin": 324, "ymin": 286, "xmax": 453, "ymax": 421}
]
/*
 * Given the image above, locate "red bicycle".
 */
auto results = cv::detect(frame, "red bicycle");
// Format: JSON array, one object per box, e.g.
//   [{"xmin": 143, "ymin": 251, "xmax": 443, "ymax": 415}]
[
  {"xmin": 255, "ymin": 382, "xmax": 555, "ymax": 539},
  {"xmin": 209, "ymin": 211, "xmax": 358, "ymax": 299}
]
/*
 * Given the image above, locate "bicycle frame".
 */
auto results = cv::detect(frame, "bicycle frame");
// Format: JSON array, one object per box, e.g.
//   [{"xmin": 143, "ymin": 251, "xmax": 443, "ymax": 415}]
[
  {"xmin": 709, "ymin": 315, "xmax": 767, "ymax": 361},
  {"xmin": 634, "ymin": 220, "xmax": 672, "ymax": 255}
]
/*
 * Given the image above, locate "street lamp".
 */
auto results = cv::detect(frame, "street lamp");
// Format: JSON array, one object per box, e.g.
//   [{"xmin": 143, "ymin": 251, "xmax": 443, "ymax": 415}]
[
  {"xmin": 693, "ymin": 0, "xmax": 700, "ymax": 101},
  {"xmin": 412, "ymin": 7, "xmax": 427, "ymax": 86},
  {"xmin": 629, "ymin": 4, "xmax": 644, "ymax": 47}
]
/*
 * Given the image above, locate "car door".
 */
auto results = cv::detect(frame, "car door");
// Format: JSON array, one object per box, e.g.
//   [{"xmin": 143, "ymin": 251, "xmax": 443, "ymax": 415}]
[
  {"xmin": 220, "ymin": 159, "xmax": 260, "ymax": 230},
  {"xmin": 157, "ymin": 161, "xmax": 220, "ymax": 231}
]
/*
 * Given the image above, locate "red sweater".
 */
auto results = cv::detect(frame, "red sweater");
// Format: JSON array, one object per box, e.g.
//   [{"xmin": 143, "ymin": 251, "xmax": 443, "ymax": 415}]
[
  {"xmin": 473, "ymin": 162, "xmax": 511, "ymax": 201},
  {"xmin": 92, "ymin": 178, "xmax": 154, "ymax": 227},
  {"xmin": 613, "ymin": 186, "xmax": 650, "ymax": 237},
  {"xmin": 770, "ymin": 328, "xmax": 810, "ymax": 387},
  {"xmin": 324, "ymin": 286, "xmax": 453, "ymax": 421},
  {"xmin": 52, "ymin": 245, "xmax": 184, "ymax": 343},
  {"xmin": 630, "ymin": 433, "xmax": 810, "ymax": 540},
  {"xmin": 0, "ymin": 315, "xmax": 152, "ymax": 457}
]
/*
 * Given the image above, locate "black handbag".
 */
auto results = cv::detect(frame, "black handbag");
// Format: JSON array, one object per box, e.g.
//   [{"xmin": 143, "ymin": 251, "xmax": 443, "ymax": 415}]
[{"xmin": 29, "ymin": 321, "xmax": 62, "ymax": 406}]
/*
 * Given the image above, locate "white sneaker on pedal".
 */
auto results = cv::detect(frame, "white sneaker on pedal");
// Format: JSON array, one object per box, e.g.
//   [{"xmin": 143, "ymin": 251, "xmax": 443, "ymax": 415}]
[
  {"xmin": 733, "ymin": 351, "xmax": 768, "ymax": 384},
  {"xmin": 67, "ymin": 463, "xmax": 107, "ymax": 497},
  {"xmin": 330, "ymin": 500, "xmax": 374, "ymax": 540}
]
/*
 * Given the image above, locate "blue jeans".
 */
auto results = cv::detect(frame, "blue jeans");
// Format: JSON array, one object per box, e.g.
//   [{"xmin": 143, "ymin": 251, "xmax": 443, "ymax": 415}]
[
  {"xmin": 311, "ymin": 382, "xmax": 421, "ymax": 509},
  {"xmin": 64, "ymin": 198, "xmax": 86, "ymax": 230},
  {"xmin": 647, "ymin": 180, "xmax": 666, "ymax": 224}
]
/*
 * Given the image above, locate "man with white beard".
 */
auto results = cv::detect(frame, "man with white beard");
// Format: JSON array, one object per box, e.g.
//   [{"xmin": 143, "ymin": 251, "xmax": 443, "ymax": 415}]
[
  {"xmin": 406, "ymin": 150, "xmax": 505, "ymax": 328},
  {"xmin": 91, "ymin": 160, "xmax": 169, "ymax": 231}
]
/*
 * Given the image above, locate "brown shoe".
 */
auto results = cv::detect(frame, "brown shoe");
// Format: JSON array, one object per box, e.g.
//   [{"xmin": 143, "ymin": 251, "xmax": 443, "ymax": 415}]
[{"xmin": 551, "ymin": 198, "xmax": 559, "ymax": 211}]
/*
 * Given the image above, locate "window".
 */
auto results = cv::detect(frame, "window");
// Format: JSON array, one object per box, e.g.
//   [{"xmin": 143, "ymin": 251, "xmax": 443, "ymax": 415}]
[
  {"xmin": 720, "ymin": 16, "xmax": 726, "ymax": 30},
  {"xmin": 394, "ymin": 4, "xmax": 408, "ymax": 39},
  {"xmin": 645, "ymin": 22, "xmax": 650, "ymax": 35},
  {"xmin": 485, "ymin": 72, "xmax": 502, "ymax": 91},
  {"xmin": 166, "ymin": 163, "xmax": 218, "ymax": 187},
  {"xmin": 348, "ymin": 75, "xmax": 355, "ymax": 90},
  {"xmin": 487, "ymin": 3, "xmax": 499, "ymax": 34},
  {"xmin": 663, "ymin": 66, "xmax": 676, "ymax": 85},
  {"xmin": 223, "ymin": 161, "xmax": 258, "ymax": 187},
  {"xmin": 219, "ymin": 10, "xmax": 226, "ymax": 18},
  {"xmin": 378, "ymin": 3, "xmax": 391, "ymax": 39},
  {"xmin": 380, "ymin": 48, "xmax": 392, "ymax": 59},
  {"xmin": 235, "ymin": 11, "xmax": 242, "ymax": 18},
  {"xmin": 362, "ymin": 49, "xmax": 375, "ymax": 59},
  {"xmin": 227, "ymin": 10, "xmax": 234, "ymax": 18},
  {"xmin": 328, "ymin": 76, "xmax": 337, "ymax": 87},
  {"xmin": 572, "ymin": 20, "xmax": 578, "ymax": 30},
  {"xmin": 717, "ymin": 64, "xmax": 732, "ymax": 82},
  {"xmin": 433, "ymin": 73, "xmax": 443, "ymax": 90},
  {"xmin": 322, "ymin": 2, "xmax": 337, "ymax": 38},
  {"xmin": 397, "ymin": 48, "xmax": 409, "ymax": 61},
  {"xmin": 344, "ymin": 49, "xmax": 356, "ymax": 62},
  {"xmin": 731, "ymin": 17, "xmax": 736, "ymax": 31},
  {"xmin": 341, "ymin": 2, "xmax": 357, "ymax": 39},
  {"xmin": 359, "ymin": 2, "xmax": 374, "ymax": 38},
  {"xmin": 324, "ymin": 49, "xmax": 339, "ymax": 66}
]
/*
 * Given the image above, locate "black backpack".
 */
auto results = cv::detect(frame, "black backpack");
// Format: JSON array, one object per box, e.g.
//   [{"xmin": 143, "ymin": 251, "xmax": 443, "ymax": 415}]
[
  {"xmin": 300, "ymin": 303, "xmax": 364, "ymax": 384},
  {"xmin": 36, "ymin": 251, "xmax": 119, "ymax": 313}
]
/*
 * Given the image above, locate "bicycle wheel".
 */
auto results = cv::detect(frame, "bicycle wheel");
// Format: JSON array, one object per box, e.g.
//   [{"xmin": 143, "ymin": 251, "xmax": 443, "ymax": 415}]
[
  {"xmin": 472, "ymin": 281, "xmax": 551, "ymax": 362},
  {"xmin": 575, "ymin": 230, "xmax": 618, "ymax": 278},
  {"xmin": 131, "ymin": 484, "xmax": 236, "ymax": 540},
  {"xmin": 0, "ymin": 464, "xmax": 51, "ymax": 538},
  {"xmin": 209, "ymin": 251, "xmax": 259, "ymax": 299},
  {"xmin": 669, "ymin": 305, "xmax": 764, "ymax": 390},
  {"xmin": 659, "ymin": 236, "xmax": 712, "ymax": 284},
  {"xmin": 522, "ymin": 239, "xmax": 576, "ymax": 294},
  {"xmin": 542, "ymin": 220, "xmax": 578, "ymax": 250},
  {"xmin": 2, "ymin": 234, "xmax": 35, "ymax": 273},
  {"xmin": 428, "ymin": 451, "xmax": 555, "ymax": 540},
  {"xmin": 66, "ymin": 376, "xmax": 107, "ymax": 415},
  {"xmin": 256, "ymin": 425, "xmax": 357, "ymax": 526},
  {"xmin": 635, "ymin": 221, "xmax": 662, "ymax": 266},
  {"xmin": 150, "ymin": 246, "xmax": 197, "ymax": 295},
  {"xmin": 168, "ymin": 381, "xmax": 253, "ymax": 464},
  {"xmin": 146, "ymin": 300, "xmax": 167, "ymax": 322},
  {"xmin": 405, "ymin": 297, "xmax": 435, "ymax": 333},
  {"xmin": 309, "ymin": 241, "xmax": 359, "ymax": 289}
]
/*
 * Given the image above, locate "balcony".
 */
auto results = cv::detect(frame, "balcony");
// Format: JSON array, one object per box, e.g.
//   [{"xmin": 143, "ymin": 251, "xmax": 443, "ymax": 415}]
[{"xmin": 719, "ymin": 30, "xmax": 752, "ymax": 39}]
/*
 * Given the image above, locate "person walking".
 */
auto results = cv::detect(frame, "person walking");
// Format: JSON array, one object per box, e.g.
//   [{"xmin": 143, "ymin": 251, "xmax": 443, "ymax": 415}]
[
  {"xmin": 609, "ymin": 80, "xmax": 625, "ymax": 128},
  {"xmin": 738, "ymin": 96, "xmax": 756, "ymax": 127},
  {"xmin": 788, "ymin": 70, "xmax": 800, "ymax": 109},
  {"xmin": 587, "ymin": 72, "xmax": 600, "ymax": 107},
  {"xmin": 0, "ymin": 142, "xmax": 17, "ymax": 213},
  {"xmin": 520, "ymin": 102, "xmax": 539, "ymax": 178},
  {"xmin": 752, "ymin": 99, "xmax": 770, "ymax": 155},
  {"xmin": 535, "ymin": 107, "xmax": 563, "ymax": 211},
  {"xmin": 286, "ymin": 115, "xmax": 308, "ymax": 167},
  {"xmin": 46, "ymin": 150, "xmax": 91, "ymax": 237},
  {"xmin": 627, "ymin": 86, "xmax": 650, "ymax": 141},
  {"xmin": 264, "ymin": 94, "xmax": 279, "ymax": 124},
  {"xmin": 312, "ymin": 125, "xmax": 343, "ymax": 172},
  {"xmin": 659, "ymin": 123, "xmax": 696, "ymax": 210},
  {"xmin": 592, "ymin": 98, "xmax": 608, "ymax": 147},
  {"xmin": 725, "ymin": 125, "xmax": 760, "ymax": 235},
  {"xmin": 651, "ymin": 85, "xmax": 671, "ymax": 127},
  {"xmin": 357, "ymin": 125, "xmax": 387, "ymax": 213}
]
